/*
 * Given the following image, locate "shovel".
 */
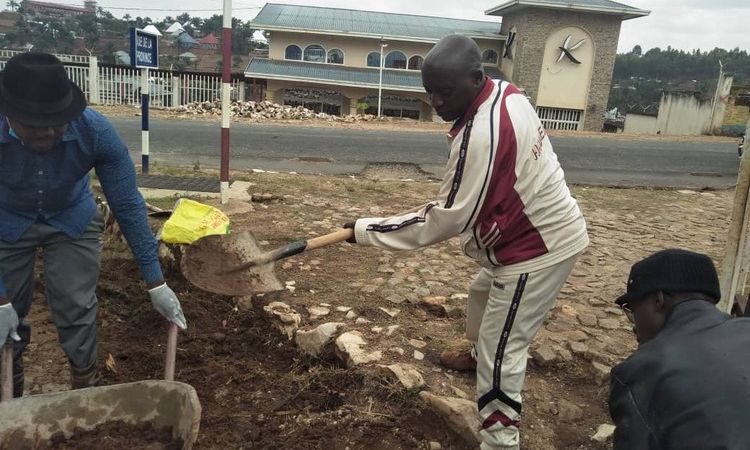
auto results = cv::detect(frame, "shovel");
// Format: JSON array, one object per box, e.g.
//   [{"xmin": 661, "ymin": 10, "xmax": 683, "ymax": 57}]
[
  {"xmin": 181, "ymin": 228, "xmax": 353, "ymax": 296},
  {"xmin": 1, "ymin": 343, "xmax": 11, "ymax": 401}
]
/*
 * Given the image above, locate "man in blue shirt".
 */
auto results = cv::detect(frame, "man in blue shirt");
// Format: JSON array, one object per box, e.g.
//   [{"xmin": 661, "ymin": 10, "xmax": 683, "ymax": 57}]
[{"xmin": 0, "ymin": 52, "xmax": 186, "ymax": 397}]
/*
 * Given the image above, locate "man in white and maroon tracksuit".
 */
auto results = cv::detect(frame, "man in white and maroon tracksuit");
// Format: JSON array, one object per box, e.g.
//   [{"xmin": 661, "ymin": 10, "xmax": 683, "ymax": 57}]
[{"xmin": 344, "ymin": 35, "xmax": 588, "ymax": 449}]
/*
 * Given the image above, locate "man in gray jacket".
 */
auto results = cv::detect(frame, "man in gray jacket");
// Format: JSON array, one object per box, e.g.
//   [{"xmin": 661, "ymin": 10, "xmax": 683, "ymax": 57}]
[{"xmin": 611, "ymin": 249, "xmax": 750, "ymax": 449}]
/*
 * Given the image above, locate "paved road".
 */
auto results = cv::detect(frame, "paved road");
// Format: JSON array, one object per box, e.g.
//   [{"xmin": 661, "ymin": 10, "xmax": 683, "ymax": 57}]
[{"xmin": 111, "ymin": 117, "xmax": 740, "ymax": 189}]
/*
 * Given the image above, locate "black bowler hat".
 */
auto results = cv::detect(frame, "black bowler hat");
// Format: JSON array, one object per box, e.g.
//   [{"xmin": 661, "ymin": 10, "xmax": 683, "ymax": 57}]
[
  {"xmin": 616, "ymin": 249, "xmax": 721, "ymax": 306},
  {"xmin": 0, "ymin": 52, "xmax": 86, "ymax": 127}
]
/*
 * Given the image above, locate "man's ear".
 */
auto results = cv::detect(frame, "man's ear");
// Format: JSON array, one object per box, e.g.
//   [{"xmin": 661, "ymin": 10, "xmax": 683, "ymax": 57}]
[
  {"xmin": 471, "ymin": 69, "xmax": 485, "ymax": 87},
  {"xmin": 655, "ymin": 290, "xmax": 667, "ymax": 312}
]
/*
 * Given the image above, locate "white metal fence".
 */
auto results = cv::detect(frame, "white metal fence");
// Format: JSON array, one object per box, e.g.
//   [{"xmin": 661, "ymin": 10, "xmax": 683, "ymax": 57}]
[
  {"xmin": 0, "ymin": 52, "xmax": 246, "ymax": 108},
  {"xmin": 536, "ymin": 106, "xmax": 583, "ymax": 131}
]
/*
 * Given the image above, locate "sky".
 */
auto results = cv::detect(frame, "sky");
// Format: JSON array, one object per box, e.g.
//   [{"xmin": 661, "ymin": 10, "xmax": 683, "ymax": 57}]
[{"xmin": 91, "ymin": 0, "xmax": 750, "ymax": 53}]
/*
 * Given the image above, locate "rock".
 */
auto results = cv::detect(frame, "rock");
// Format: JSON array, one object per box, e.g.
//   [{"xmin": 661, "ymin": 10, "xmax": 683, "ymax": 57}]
[
  {"xmin": 377, "ymin": 363, "xmax": 425, "ymax": 390},
  {"xmin": 420, "ymin": 296, "xmax": 447, "ymax": 316},
  {"xmin": 578, "ymin": 313, "xmax": 598, "ymax": 327},
  {"xmin": 449, "ymin": 385, "xmax": 469, "ymax": 399},
  {"xmin": 386, "ymin": 294, "xmax": 405, "ymax": 304},
  {"xmin": 557, "ymin": 399, "xmax": 584, "ymax": 422},
  {"xmin": 335, "ymin": 332, "xmax": 382, "ymax": 367},
  {"xmin": 335, "ymin": 306, "xmax": 352, "ymax": 313},
  {"xmin": 563, "ymin": 330, "xmax": 589, "ymax": 342},
  {"xmin": 592, "ymin": 424, "xmax": 616, "ymax": 442},
  {"xmin": 386, "ymin": 325, "xmax": 400, "ymax": 336},
  {"xmin": 345, "ymin": 310, "xmax": 358, "ymax": 320},
  {"xmin": 379, "ymin": 307, "xmax": 401, "ymax": 318},
  {"xmin": 531, "ymin": 345, "xmax": 558, "ymax": 367},
  {"xmin": 592, "ymin": 361, "xmax": 612, "ymax": 386},
  {"xmin": 569, "ymin": 341, "xmax": 588, "ymax": 356},
  {"xmin": 443, "ymin": 305, "xmax": 465, "ymax": 319},
  {"xmin": 413, "ymin": 350, "xmax": 425, "ymax": 360},
  {"xmin": 377, "ymin": 265, "xmax": 396, "ymax": 274},
  {"xmin": 295, "ymin": 322, "xmax": 345, "ymax": 357},
  {"xmin": 409, "ymin": 339, "xmax": 427, "ymax": 349},
  {"xmin": 355, "ymin": 317, "xmax": 371, "ymax": 324},
  {"xmin": 557, "ymin": 347, "xmax": 573, "ymax": 362},
  {"xmin": 227, "ymin": 181, "xmax": 253, "ymax": 202},
  {"xmin": 419, "ymin": 392, "xmax": 481, "ymax": 447},
  {"xmin": 372, "ymin": 326, "xmax": 384, "ymax": 333},
  {"xmin": 598, "ymin": 318, "xmax": 620, "ymax": 330},
  {"xmin": 307, "ymin": 306, "xmax": 330, "ymax": 320},
  {"xmin": 450, "ymin": 293, "xmax": 469, "ymax": 300},
  {"xmin": 262, "ymin": 302, "xmax": 301, "ymax": 340},
  {"xmin": 281, "ymin": 262, "xmax": 294, "ymax": 270},
  {"xmin": 429, "ymin": 442, "xmax": 442, "ymax": 450},
  {"xmin": 390, "ymin": 347, "xmax": 405, "ymax": 355}
]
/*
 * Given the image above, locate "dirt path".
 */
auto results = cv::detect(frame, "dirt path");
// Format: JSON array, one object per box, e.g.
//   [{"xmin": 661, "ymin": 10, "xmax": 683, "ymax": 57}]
[{"xmin": 20, "ymin": 174, "xmax": 732, "ymax": 449}]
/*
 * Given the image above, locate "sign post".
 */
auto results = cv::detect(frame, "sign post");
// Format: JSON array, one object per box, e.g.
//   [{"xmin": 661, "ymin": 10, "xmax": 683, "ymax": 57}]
[
  {"xmin": 130, "ymin": 28, "xmax": 159, "ymax": 174},
  {"xmin": 220, "ymin": 0, "xmax": 232, "ymax": 204}
]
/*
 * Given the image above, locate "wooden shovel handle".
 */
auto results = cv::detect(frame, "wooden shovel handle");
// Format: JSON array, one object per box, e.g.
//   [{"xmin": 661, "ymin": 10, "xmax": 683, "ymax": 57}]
[
  {"xmin": 1, "ymin": 343, "xmax": 12, "ymax": 401},
  {"xmin": 306, "ymin": 228, "xmax": 354, "ymax": 251},
  {"xmin": 164, "ymin": 323, "xmax": 178, "ymax": 381}
]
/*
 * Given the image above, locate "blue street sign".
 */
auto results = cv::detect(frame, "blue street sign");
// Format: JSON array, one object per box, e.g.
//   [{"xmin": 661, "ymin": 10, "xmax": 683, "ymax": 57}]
[{"xmin": 129, "ymin": 28, "xmax": 159, "ymax": 69}]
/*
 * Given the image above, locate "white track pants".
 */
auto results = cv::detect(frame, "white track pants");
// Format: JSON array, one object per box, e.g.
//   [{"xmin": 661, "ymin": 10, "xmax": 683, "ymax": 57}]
[{"xmin": 466, "ymin": 254, "xmax": 579, "ymax": 449}]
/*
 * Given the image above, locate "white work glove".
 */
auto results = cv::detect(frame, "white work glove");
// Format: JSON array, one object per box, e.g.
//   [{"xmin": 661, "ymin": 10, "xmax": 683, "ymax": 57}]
[
  {"xmin": 148, "ymin": 284, "xmax": 187, "ymax": 330},
  {"xmin": 0, "ymin": 302, "xmax": 21, "ymax": 344}
]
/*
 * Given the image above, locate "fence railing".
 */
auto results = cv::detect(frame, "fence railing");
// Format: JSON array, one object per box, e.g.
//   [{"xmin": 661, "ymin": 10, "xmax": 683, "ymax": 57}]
[
  {"xmin": 0, "ymin": 54, "xmax": 246, "ymax": 108},
  {"xmin": 0, "ymin": 49, "xmax": 91, "ymax": 64}
]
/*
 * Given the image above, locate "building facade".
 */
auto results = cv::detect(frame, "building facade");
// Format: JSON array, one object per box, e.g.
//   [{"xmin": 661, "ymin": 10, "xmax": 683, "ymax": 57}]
[
  {"xmin": 21, "ymin": 0, "xmax": 96, "ymax": 20},
  {"xmin": 247, "ymin": 1, "xmax": 648, "ymax": 129},
  {"xmin": 247, "ymin": 4, "xmax": 506, "ymax": 120}
]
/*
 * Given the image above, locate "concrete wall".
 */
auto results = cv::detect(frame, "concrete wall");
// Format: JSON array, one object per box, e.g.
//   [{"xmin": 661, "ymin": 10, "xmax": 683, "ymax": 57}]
[
  {"xmin": 267, "ymin": 31, "xmax": 504, "ymax": 71},
  {"xmin": 624, "ymin": 113, "xmax": 657, "ymax": 134},
  {"xmin": 497, "ymin": 9, "xmax": 622, "ymax": 131},
  {"xmin": 656, "ymin": 91, "xmax": 713, "ymax": 135}
]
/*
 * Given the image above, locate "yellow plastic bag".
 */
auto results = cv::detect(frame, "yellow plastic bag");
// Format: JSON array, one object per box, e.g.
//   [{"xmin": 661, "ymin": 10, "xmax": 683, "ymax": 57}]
[{"xmin": 158, "ymin": 199, "xmax": 231, "ymax": 244}]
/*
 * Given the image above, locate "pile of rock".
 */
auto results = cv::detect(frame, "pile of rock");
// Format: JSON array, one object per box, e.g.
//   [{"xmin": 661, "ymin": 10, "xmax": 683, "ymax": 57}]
[{"xmin": 172, "ymin": 100, "xmax": 387, "ymax": 122}]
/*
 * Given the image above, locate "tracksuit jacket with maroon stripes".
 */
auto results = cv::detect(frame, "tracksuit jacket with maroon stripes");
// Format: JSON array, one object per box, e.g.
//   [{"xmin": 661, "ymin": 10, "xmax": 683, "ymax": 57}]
[{"xmin": 354, "ymin": 78, "xmax": 588, "ymax": 273}]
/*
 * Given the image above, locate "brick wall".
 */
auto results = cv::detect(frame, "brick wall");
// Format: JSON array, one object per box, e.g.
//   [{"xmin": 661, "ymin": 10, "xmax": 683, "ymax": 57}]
[{"xmin": 500, "ymin": 9, "xmax": 622, "ymax": 131}]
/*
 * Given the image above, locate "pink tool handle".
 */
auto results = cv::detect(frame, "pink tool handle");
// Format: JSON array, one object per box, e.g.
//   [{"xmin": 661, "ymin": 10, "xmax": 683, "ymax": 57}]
[
  {"xmin": 1, "ymin": 344, "xmax": 13, "ymax": 401},
  {"xmin": 164, "ymin": 323, "xmax": 178, "ymax": 381}
]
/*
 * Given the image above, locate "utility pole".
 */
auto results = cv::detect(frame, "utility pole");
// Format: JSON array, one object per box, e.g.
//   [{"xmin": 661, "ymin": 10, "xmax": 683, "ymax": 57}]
[
  {"xmin": 377, "ymin": 38, "xmax": 387, "ymax": 117},
  {"xmin": 220, "ymin": 0, "xmax": 232, "ymax": 204}
]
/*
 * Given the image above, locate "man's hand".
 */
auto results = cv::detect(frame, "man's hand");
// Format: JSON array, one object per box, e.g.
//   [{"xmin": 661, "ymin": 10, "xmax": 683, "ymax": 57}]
[
  {"xmin": 343, "ymin": 221, "xmax": 357, "ymax": 244},
  {"xmin": 148, "ymin": 284, "xmax": 187, "ymax": 330},
  {"xmin": 0, "ymin": 302, "xmax": 21, "ymax": 344}
]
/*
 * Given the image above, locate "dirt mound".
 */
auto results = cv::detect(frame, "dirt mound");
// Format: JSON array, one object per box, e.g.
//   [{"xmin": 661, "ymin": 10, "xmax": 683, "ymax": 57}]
[{"xmin": 49, "ymin": 421, "xmax": 180, "ymax": 450}]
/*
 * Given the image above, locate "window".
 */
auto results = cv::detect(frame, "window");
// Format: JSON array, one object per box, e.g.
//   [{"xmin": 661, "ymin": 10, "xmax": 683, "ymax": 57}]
[
  {"xmin": 482, "ymin": 49, "xmax": 499, "ymax": 65},
  {"xmin": 385, "ymin": 51, "xmax": 407, "ymax": 69},
  {"xmin": 285, "ymin": 45, "xmax": 301, "ymax": 60},
  {"xmin": 303, "ymin": 44, "xmax": 326, "ymax": 63},
  {"xmin": 327, "ymin": 48, "xmax": 344, "ymax": 64},
  {"xmin": 366, "ymin": 51, "xmax": 381, "ymax": 67},
  {"xmin": 408, "ymin": 55, "xmax": 424, "ymax": 71}
]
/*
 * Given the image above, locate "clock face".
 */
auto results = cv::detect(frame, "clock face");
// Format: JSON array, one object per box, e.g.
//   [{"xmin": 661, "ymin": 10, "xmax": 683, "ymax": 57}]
[{"xmin": 557, "ymin": 34, "xmax": 586, "ymax": 65}]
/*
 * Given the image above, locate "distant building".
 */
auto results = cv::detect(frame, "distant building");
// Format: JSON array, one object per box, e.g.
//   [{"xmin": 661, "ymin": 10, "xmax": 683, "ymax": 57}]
[
  {"xmin": 199, "ymin": 33, "xmax": 219, "ymax": 50},
  {"xmin": 247, "ymin": 3, "xmax": 506, "ymax": 120},
  {"xmin": 247, "ymin": 1, "xmax": 648, "ymax": 127},
  {"xmin": 21, "ymin": 0, "xmax": 96, "ymax": 20}
]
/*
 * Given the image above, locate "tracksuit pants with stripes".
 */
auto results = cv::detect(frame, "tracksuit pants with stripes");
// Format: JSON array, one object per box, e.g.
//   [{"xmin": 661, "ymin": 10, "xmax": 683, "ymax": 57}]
[{"xmin": 466, "ymin": 254, "xmax": 579, "ymax": 449}]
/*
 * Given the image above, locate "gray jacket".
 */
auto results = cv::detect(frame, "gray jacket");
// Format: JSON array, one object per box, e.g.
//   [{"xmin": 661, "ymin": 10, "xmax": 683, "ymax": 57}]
[{"xmin": 610, "ymin": 299, "xmax": 750, "ymax": 450}]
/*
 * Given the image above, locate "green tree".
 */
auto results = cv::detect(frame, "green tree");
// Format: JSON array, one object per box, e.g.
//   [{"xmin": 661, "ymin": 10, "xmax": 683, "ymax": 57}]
[
  {"xmin": 6, "ymin": 0, "xmax": 18, "ymax": 12},
  {"xmin": 632, "ymin": 45, "xmax": 642, "ymax": 56}
]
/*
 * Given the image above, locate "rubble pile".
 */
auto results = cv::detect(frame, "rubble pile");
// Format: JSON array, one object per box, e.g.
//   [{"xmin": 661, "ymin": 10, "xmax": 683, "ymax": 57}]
[{"xmin": 172, "ymin": 100, "xmax": 389, "ymax": 122}]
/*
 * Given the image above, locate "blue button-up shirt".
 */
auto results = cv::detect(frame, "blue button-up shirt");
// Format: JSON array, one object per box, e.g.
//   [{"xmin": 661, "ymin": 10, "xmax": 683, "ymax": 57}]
[{"xmin": 0, "ymin": 108, "xmax": 162, "ymax": 297}]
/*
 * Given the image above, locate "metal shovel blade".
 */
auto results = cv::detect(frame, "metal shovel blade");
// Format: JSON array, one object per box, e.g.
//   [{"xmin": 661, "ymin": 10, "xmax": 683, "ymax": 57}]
[{"xmin": 181, "ymin": 231, "xmax": 284, "ymax": 296}]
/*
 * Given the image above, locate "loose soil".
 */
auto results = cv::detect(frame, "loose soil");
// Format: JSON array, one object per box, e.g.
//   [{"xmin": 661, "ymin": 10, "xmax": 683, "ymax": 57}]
[
  {"xmin": 49, "ymin": 421, "xmax": 180, "ymax": 450},
  {"xmin": 18, "ymin": 171, "xmax": 733, "ymax": 449}
]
